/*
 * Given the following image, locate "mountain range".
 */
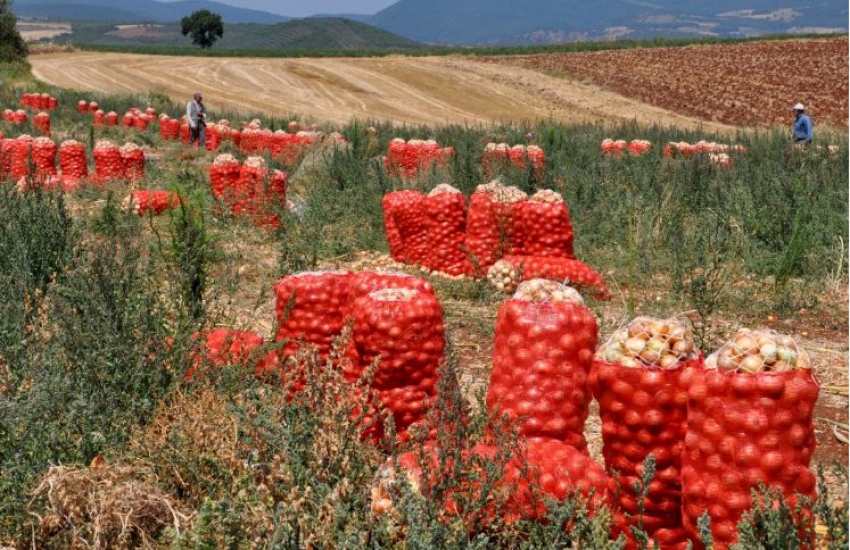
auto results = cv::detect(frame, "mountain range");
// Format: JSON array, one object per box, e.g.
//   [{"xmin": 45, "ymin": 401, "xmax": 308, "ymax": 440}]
[{"xmin": 14, "ymin": 0, "xmax": 849, "ymax": 44}]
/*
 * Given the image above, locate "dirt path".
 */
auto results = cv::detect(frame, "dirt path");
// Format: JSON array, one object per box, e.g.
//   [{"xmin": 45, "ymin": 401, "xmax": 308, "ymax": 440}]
[{"xmin": 30, "ymin": 51, "xmax": 735, "ymax": 132}]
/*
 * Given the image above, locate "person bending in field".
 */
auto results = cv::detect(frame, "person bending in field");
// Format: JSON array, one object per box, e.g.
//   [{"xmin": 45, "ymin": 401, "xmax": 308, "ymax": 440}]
[
  {"xmin": 791, "ymin": 102, "xmax": 813, "ymax": 145},
  {"xmin": 187, "ymin": 91, "xmax": 207, "ymax": 147}
]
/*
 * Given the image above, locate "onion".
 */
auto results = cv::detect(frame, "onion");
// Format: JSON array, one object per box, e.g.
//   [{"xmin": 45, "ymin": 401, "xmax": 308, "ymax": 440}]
[{"xmin": 739, "ymin": 355, "xmax": 763, "ymax": 374}]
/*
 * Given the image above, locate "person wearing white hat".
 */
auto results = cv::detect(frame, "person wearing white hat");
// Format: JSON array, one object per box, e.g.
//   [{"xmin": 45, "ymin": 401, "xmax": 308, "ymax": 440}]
[{"xmin": 791, "ymin": 103, "xmax": 812, "ymax": 144}]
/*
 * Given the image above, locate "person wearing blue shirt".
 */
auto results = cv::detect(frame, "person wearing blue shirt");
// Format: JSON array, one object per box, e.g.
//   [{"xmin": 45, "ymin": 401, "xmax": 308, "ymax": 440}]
[{"xmin": 791, "ymin": 103, "xmax": 813, "ymax": 144}]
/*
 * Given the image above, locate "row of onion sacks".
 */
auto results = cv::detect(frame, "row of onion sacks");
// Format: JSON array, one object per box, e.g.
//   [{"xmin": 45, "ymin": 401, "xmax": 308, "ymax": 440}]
[
  {"xmin": 591, "ymin": 319, "xmax": 818, "ymax": 549},
  {"xmin": 273, "ymin": 270, "xmax": 442, "ymax": 443}
]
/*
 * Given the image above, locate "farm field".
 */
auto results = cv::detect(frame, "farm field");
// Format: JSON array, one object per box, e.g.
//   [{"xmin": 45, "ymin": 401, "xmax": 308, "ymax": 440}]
[
  {"xmin": 30, "ymin": 51, "xmax": 735, "ymax": 131},
  {"xmin": 2, "ymin": 40, "xmax": 849, "ymax": 548},
  {"xmin": 483, "ymin": 36, "xmax": 849, "ymax": 129}
]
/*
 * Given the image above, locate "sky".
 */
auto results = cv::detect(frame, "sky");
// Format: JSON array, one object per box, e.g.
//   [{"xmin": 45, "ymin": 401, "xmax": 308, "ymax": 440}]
[{"xmin": 161, "ymin": 0, "xmax": 398, "ymax": 17}]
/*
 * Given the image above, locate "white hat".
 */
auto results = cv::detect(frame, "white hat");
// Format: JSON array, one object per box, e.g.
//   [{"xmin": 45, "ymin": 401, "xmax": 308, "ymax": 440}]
[{"xmin": 791, "ymin": 103, "xmax": 805, "ymax": 111}]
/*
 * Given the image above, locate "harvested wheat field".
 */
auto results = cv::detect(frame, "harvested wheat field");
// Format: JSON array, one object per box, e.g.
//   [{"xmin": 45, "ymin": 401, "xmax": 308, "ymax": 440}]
[
  {"xmin": 483, "ymin": 36, "xmax": 849, "ymax": 129},
  {"xmin": 31, "ymin": 51, "xmax": 734, "ymax": 131}
]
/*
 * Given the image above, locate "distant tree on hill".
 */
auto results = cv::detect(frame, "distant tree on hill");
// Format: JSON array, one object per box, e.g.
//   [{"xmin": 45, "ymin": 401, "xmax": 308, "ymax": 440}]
[
  {"xmin": 0, "ymin": 0, "xmax": 28, "ymax": 62},
  {"xmin": 181, "ymin": 9, "xmax": 224, "ymax": 49}
]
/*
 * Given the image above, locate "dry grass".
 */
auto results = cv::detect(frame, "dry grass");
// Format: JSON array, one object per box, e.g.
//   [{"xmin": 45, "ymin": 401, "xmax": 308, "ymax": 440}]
[{"xmin": 29, "ymin": 463, "xmax": 192, "ymax": 548}]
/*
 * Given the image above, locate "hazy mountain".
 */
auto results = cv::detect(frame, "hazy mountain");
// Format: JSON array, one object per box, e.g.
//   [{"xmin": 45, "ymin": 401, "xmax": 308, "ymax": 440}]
[
  {"xmin": 368, "ymin": 0, "xmax": 848, "ymax": 44},
  {"xmin": 13, "ymin": 0, "xmax": 291, "ymax": 24}
]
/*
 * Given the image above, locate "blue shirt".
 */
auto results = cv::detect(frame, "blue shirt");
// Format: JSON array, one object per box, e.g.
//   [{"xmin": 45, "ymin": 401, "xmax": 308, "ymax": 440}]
[{"xmin": 793, "ymin": 113, "xmax": 813, "ymax": 142}]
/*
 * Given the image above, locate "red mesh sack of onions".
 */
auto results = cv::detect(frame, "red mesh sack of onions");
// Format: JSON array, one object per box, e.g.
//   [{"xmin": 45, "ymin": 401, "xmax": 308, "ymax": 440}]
[
  {"xmin": 105, "ymin": 111, "xmax": 118, "ymax": 127},
  {"xmin": 33, "ymin": 112, "xmax": 51, "ymax": 136},
  {"xmin": 384, "ymin": 138, "xmax": 408, "ymax": 178},
  {"xmin": 628, "ymin": 139, "xmax": 652, "ymax": 156},
  {"xmin": 381, "ymin": 190, "xmax": 421, "ymax": 262},
  {"xmin": 589, "ymin": 316, "xmax": 702, "ymax": 549},
  {"xmin": 133, "ymin": 115, "xmax": 150, "ymax": 131},
  {"xmin": 231, "ymin": 158, "xmax": 287, "ymax": 228},
  {"xmin": 513, "ymin": 189, "xmax": 575, "ymax": 258},
  {"xmin": 481, "ymin": 143, "xmax": 510, "ymax": 178},
  {"xmin": 59, "ymin": 139, "xmax": 88, "ymax": 180},
  {"xmin": 389, "ymin": 190, "xmax": 430, "ymax": 267},
  {"xmin": 93, "ymin": 109, "xmax": 106, "ymax": 127},
  {"xmin": 160, "ymin": 117, "xmax": 180, "ymax": 140},
  {"xmin": 487, "ymin": 255, "xmax": 609, "ymax": 300},
  {"xmin": 682, "ymin": 329, "xmax": 818, "ymax": 549},
  {"xmin": 346, "ymin": 287, "xmax": 445, "ymax": 441},
  {"xmin": 92, "ymin": 140, "xmax": 124, "ymax": 183},
  {"xmin": 6, "ymin": 136, "xmax": 31, "ymax": 180},
  {"xmin": 120, "ymin": 143, "xmax": 145, "ymax": 182},
  {"xmin": 601, "ymin": 138, "xmax": 628, "ymax": 155},
  {"xmin": 180, "ymin": 123, "xmax": 190, "ymax": 145},
  {"xmin": 31, "ymin": 137, "xmax": 57, "ymax": 178},
  {"xmin": 204, "ymin": 125, "xmax": 222, "ymax": 151},
  {"xmin": 372, "ymin": 438, "xmax": 610, "ymax": 525},
  {"xmin": 12, "ymin": 109, "xmax": 27, "ymax": 125},
  {"xmin": 274, "ymin": 271, "xmax": 353, "ymax": 362},
  {"xmin": 122, "ymin": 112, "xmax": 134, "ymax": 127},
  {"xmin": 464, "ymin": 181, "xmax": 527, "ymax": 273},
  {"xmin": 76, "ymin": 100, "xmax": 87, "ymax": 113},
  {"xmin": 121, "ymin": 190, "xmax": 182, "ymax": 216},
  {"xmin": 88, "ymin": 101, "xmax": 98, "ymax": 113},
  {"xmin": 209, "ymin": 154, "xmax": 241, "ymax": 199},
  {"xmin": 184, "ymin": 328, "xmax": 265, "ymax": 380},
  {"xmin": 486, "ymin": 280, "xmax": 597, "ymax": 452},
  {"xmin": 422, "ymin": 184, "xmax": 472, "ymax": 277}
]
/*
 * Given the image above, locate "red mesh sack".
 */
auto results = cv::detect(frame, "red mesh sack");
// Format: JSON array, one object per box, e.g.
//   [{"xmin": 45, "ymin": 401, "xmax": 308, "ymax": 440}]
[
  {"xmin": 185, "ymin": 328, "xmax": 265, "ymax": 380},
  {"xmin": 133, "ymin": 115, "xmax": 149, "ymax": 131},
  {"xmin": 239, "ymin": 128, "xmax": 260, "ymax": 153},
  {"xmin": 347, "ymin": 287, "xmax": 445, "ymax": 440},
  {"xmin": 385, "ymin": 138, "xmax": 407, "ymax": 178},
  {"xmin": 123, "ymin": 190, "xmax": 181, "ymax": 216},
  {"xmin": 513, "ymin": 190, "xmax": 575, "ymax": 258},
  {"xmin": 205, "ymin": 125, "xmax": 222, "ymax": 151},
  {"xmin": 486, "ymin": 280, "xmax": 597, "ymax": 452},
  {"xmin": 180, "ymin": 123, "xmax": 190, "ymax": 145},
  {"xmin": 390, "ymin": 190, "xmax": 429, "ymax": 266},
  {"xmin": 274, "ymin": 271, "xmax": 353, "ymax": 362},
  {"xmin": 374, "ymin": 439, "xmax": 610, "ymax": 525},
  {"xmin": 464, "ymin": 183, "xmax": 528, "ymax": 273},
  {"xmin": 209, "ymin": 154, "xmax": 241, "ymax": 199},
  {"xmin": 93, "ymin": 109, "xmax": 106, "ymax": 127},
  {"xmin": 76, "ymin": 100, "xmax": 87, "ymax": 112},
  {"xmin": 32, "ymin": 137, "xmax": 57, "ymax": 178},
  {"xmin": 382, "ymin": 190, "xmax": 422, "ymax": 262},
  {"xmin": 59, "ymin": 140, "xmax": 88, "ymax": 179},
  {"xmin": 33, "ymin": 112, "xmax": 50, "ymax": 136},
  {"xmin": 482, "ymin": 143, "xmax": 510, "ymax": 179},
  {"xmin": 7, "ymin": 137, "xmax": 31, "ymax": 180},
  {"xmin": 88, "ymin": 101, "xmax": 98, "ymax": 113},
  {"xmin": 92, "ymin": 140, "xmax": 124, "ymax": 183},
  {"xmin": 20, "ymin": 92, "xmax": 31, "ymax": 108},
  {"xmin": 232, "ymin": 159, "xmax": 287, "ymax": 228},
  {"xmin": 47, "ymin": 97, "xmax": 58, "ymax": 111},
  {"xmin": 490, "ymin": 255, "xmax": 610, "ymax": 300},
  {"xmin": 144, "ymin": 107, "xmax": 156, "ymax": 118},
  {"xmin": 423, "ymin": 184, "xmax": 472, "ymax": 276},
  {"xmin": 590, "ymin": 317, "xmax": 703, "ymax": 549},
  {"xmin": 120, "ymin": 143, "xmax": 145, "ymax": 182},
  {"xmin": 683, "ymin": 330, "xmax": 818, "ymax": 549},
  {"xmin": 12, "ymin": 110, "xmax": 27, "ymax": 125},
  {"xmin": 159, "ymin": 117, "xmax": 180, "ymax": 140},
  {"xmin": 106, "ymin": 111, "xmax": 119, "ymax": 126},
  {"xmin": 122, "ymin": 112, "xmax": 134, "ymax": 127}
]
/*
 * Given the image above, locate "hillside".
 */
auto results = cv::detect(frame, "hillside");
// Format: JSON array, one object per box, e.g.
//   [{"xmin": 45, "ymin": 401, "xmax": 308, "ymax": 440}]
[
  {"xmin": 13, "ymin": 0, "xmax": 290, "ymax": 24},
  {"xmin": 369, "ymin": 0, "xmax": 848, "ymax": 44},
  {"xmin": 49, "ymin": 18, "xmax": 421, "ymax": 51}
]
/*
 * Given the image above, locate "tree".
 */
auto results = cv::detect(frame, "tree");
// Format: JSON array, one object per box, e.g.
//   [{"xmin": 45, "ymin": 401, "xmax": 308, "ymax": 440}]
[
  {"xmin": 0, "ymin": 0, "xmax": 28, "ymax": 63},
  {"xmin": 181, "ymin": 9, "xmax": 224, "ymax": 49}
]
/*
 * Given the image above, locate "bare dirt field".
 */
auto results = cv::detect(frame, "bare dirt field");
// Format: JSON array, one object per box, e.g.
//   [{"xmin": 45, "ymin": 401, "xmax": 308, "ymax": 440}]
[
  {"xmin": 30, "ymin": 52, "xmax": 735, "ymax": 131},
  {"xmin": 16, "ymin": 21, "xmax": 71, "ymax": 41},
  {"xmin": 483, "ymin": 36, "xmax": 849, "ymax": 129}
]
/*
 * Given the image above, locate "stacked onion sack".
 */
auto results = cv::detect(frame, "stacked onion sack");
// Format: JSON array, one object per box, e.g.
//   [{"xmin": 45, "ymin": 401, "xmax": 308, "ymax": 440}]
[
  {"xmin": 482, "ymin": 143, "xmax": 545, "ymax": 181},
  {"xmin": 422, "ymin": 184, "xmax": 472, "ymax": 277},
  {"xmin": 589, "ymin": 317, "xmax": 702, "ymax": 549},
  {"xmin": 384, "ymin": 138, "xmax": 453, "ymax": 179},
  {"xmin": 381, "ymin": 190, "xmax": 422, "ymax": 263},
  {"xmin": 159, "ymin": 115, "xmax": 181, "ymax": 141},
  {"xmin": 382, "ymin": 190, "xmax": 429, "ymax": 267},
  {"xmin": 487, "ymin": 280, "xmax": 597, "ymax": 452},
  {"xmin": 58, "ymin": 139, "xmax": 88, "ymax": 182},
  {"xmin": 346, "ymin": 284, "xmax": 445, "ymax": 441},
  {"xmin": 119, "ymin": 142, "xmax": 145, "ymax": 182},
  {"xmin": 209, "ymin": 154, "xmax": 241, "ymax": 200},
  {"xmin": 464, "ymin": 181, "xmax": 527, "ymax": 273},
  {"xmin": 513, "ymin": 189, "xmax": 574, "ymax": 258},
  {"xmin": 31, "ymin": 137, "xmax": 57, "ymax": 179},
  {"xmin": 232, "ymin": 156, "xmax": 288, "ymax": 228},
  {"xmin": 33, "ymin": 112, "xmax": 51, "ymax": 136},
  {"xmin": 4, "ymin": 136, "xmax": 31, "ymax": 180},
  {"xmin": 92, "ymin": 140, "xmax": 124, "ymax": 183},
  {"xmin": 683, "ymin": 329, "xmax": 818, "ymax": 549}
]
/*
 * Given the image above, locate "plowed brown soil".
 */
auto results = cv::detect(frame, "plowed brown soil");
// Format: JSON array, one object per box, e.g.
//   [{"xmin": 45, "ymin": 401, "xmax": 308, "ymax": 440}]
[{"xmin": 482, "ymin": 36, "xmax": 849, "ymax": 129}]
